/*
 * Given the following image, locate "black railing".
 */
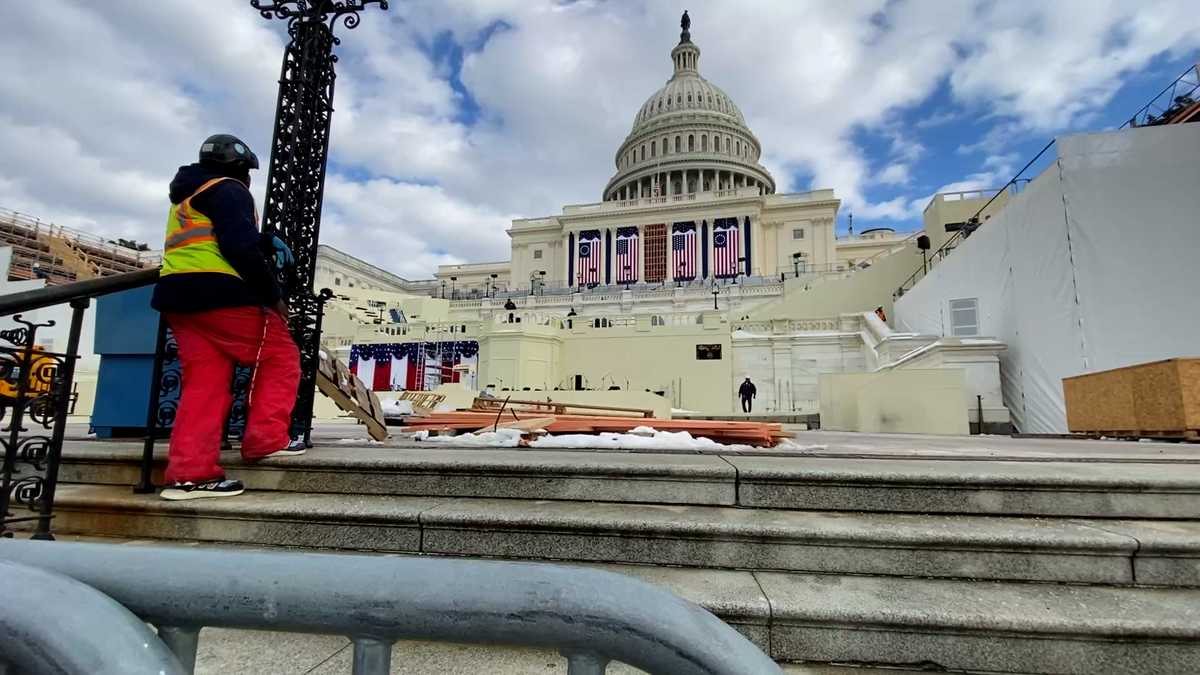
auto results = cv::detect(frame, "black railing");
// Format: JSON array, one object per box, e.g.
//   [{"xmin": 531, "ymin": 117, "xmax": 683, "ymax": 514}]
[
  {"xmin": 1, "ymin": 269, "xmax": 157, "ymax": 537},
  {"xmin": 1, "ymin": 267, "xmax": 331, "ymax": 532},
  {"xmin": 894, "ymin": 140, "xmax": 1055, "ymax": 299},
  {"xmin": 1122, "ymin": 63, "xmax": 1200, "ymax": 129},
  {"xmin": 898, "ymin": 63, "xmax": 1200, "ymax": 300}
]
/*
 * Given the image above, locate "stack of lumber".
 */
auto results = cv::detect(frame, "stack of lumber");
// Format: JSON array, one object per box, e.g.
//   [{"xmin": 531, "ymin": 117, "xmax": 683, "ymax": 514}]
[
  {"xmin": 400, "ymin": 410, "xmax": 790, "ymax": 447},
  {"xmin": 472, "ymin": 397, "xmax": 654, "ymax": 419}
]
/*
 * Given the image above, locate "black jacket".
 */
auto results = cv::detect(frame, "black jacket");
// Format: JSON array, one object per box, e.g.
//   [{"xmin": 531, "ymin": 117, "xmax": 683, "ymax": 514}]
[
  {"xmin": 151, "ymin": 164, "xmax": 280, "ymax": 313},
  {"xmin": 738, "ymin": 381, "xmax": 757, "ymax": 399}
]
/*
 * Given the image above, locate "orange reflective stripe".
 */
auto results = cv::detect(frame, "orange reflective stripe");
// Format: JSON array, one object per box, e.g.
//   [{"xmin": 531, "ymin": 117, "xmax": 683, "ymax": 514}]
[{"xmin": 164, "ymin": 228, "xmax": 217, "ymax": 250}]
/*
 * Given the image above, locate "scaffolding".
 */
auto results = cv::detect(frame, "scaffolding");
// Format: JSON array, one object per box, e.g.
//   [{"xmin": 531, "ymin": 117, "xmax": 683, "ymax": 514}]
[{"xmin": 0, "ymin": 208, "xmax": 161, "ymax": 285}]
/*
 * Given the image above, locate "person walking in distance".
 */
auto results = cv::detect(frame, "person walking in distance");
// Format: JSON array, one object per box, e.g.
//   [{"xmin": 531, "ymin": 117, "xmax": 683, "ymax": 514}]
[
  {"xmin": 151, "ymin": 134, "xmax": 305, "ymax": 500},
  {"xmin": 738, "ymin": 377, "xmax": 757, "ymax": 414}
]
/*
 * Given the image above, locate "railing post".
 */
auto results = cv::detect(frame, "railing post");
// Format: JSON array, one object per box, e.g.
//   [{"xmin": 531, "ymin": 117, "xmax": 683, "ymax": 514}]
[
  {"xmin": 298, "ymin": 288, "xmax": 334, "ymax": 448},
  {"xmin": 135, "ymin": 316, "xmax": 169, "ymax": 494},
  {"xmin": 562, "ymin": 650, "xmax": 610, "ymax": 675},
  {"xmin": 0, "ymin": 315, "xmax": 54, "ymax": 538},
  {"xmin": 351, "ymin": 637, "xmax": 392, "ymax": 675},
  {"xmin": 31, "ymin": 298, "xmax": 87, "ymax": 540},
  {"xmin": 157, "ymin": 625, "xmax": 201, "ymax": 674}
]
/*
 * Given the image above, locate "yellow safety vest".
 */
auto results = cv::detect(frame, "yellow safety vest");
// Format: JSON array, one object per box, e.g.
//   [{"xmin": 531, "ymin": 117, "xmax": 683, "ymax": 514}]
[{"xmin": 160, "ymin": 177, "xmax": 247, "ymax": 278}]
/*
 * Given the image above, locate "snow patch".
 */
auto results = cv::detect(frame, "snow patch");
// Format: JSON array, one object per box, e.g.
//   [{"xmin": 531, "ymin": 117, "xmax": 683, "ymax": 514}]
[
  {"xmin": 417, "ymin": 428, "xmax": 522, "ymax": 447},
  {"xmin": 382, "ymin": 399, "xmax": 415, "ymax": 416}
]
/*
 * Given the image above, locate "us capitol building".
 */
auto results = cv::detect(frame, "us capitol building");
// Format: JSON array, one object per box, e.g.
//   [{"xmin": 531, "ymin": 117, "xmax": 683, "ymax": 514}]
[{"xmin": 314, "ymin": 14, "xmax": 1010, "ymax": 430}]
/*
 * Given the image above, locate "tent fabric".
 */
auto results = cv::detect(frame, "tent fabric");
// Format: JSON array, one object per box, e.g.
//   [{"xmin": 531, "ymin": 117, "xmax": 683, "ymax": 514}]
[{"xmin": 895, "ymin": 124, "xmax": 1200, "ymax": 433}]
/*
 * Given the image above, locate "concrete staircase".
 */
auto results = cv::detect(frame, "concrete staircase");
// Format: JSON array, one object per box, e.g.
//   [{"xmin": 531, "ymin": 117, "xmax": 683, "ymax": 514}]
[{"xmin": 50, "ymin": 438, "xmax": 1200, "ymax": 673}]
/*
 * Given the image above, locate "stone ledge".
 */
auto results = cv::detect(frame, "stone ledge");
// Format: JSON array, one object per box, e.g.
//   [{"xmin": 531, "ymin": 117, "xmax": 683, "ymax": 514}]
[
  {"xmin": 59, "ymin": 447, "xmax": 738, "ymax": 507},
  {"xmin": 59, "ymin": 445, "xmax": 1200, "ymax": 518},
  {"xmin": 731, "ymin": 456, "xmax": 1200, "ymax": 518},
  {"xmin": 759, "ymin": 572, "xmax": 1200, "ymax": 674},
  {"xmin": 50, "ymin": 486, "xmax": 1196, "ymax": 586}
]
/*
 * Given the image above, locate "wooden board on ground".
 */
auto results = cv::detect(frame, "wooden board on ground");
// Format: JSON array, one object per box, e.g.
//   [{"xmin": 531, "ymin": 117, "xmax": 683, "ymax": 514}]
[
  {"xmin": 472, "ymin": 397, "xmax": 654, "ymax": 419},
  {"xmin": 315, "ymin": 347, "xmax": 388, "ymax": 441},
  {"xmin": 399, "ymin": 390, "xmax": 446, "ymax": 414},
  {"xmin": 1064, "ymin": 358, "xmax": 1200, "ymax": 441},
  {"xmin": 400, "ymin": 410, "xmax": 789, "ymax": 447},
  {"xmin": 486, "ymin": 417, "xmax": 557, "ymax": 433}
]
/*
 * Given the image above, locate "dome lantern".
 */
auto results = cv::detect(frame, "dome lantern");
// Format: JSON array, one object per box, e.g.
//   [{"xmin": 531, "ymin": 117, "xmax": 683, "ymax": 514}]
[{"xmin": 603, "ymin": 12, "xmax": 775, "ymax": 202}]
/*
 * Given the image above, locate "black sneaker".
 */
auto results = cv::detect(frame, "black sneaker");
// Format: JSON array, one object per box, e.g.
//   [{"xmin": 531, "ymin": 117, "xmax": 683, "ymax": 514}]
[
  {"xmin": 160, "ymin": 478, "xmax": 245, "ymax": 501},
  {"xmin": 258, "ymin": 437, "xmax": 307, "ymax": 459}
]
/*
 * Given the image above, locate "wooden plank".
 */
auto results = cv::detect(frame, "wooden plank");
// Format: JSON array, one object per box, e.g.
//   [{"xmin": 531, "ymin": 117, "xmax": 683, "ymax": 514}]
[
  {"xmin": 486, "ymin": 417, "xmax": 557, "ymax": 433},
  {"xmin": 472, "ymin": 397, "xmax": 654, "ymax": 418},
  {"xmin": 315, "ymin": 347, "xmax": 388, "ymax": 441}
]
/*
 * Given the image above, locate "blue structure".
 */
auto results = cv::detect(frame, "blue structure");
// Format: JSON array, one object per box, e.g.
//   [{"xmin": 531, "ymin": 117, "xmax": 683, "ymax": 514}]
[{"xmin": 91, "ymin": 286, "xmax": 167, "ymax": 437}]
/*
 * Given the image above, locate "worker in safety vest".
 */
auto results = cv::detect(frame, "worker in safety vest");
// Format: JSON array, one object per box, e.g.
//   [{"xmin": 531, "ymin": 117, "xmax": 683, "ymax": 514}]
[{"xmin": 151, "ymin": 134, "xmax": 304, "ymax": 500}]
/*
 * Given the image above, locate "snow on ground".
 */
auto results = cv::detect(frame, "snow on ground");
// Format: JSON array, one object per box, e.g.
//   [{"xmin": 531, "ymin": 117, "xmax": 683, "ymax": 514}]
[
  {"xmin": 381, "ymin": 399, "xmax": 415, "ymax": 416},
  {"xmin": 414, "ymin": 428, "xmax": 522, "ymax": 447}
]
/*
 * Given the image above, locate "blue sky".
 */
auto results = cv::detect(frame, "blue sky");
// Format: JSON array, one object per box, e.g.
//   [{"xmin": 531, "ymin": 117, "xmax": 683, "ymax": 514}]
[{"xmin": 1, "ymin": 1, "xmax": 1198, "ymax": 276}]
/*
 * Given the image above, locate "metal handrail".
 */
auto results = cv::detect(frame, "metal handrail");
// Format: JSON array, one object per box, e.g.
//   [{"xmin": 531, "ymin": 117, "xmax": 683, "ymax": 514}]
[
  {"xmin": 0, "ymin": 267, "xmax": 159, "ymax": 315},
  {"xmin": 895, "ymin": 140, "xmax": 1056, "ymax": 298},
  {"xmin": 0, "ymin": 540, "xmax": 781, "ymax": 675},
  {"xmin": 0, "ymin": 559, "xmax": 186, "ymax": 674}
]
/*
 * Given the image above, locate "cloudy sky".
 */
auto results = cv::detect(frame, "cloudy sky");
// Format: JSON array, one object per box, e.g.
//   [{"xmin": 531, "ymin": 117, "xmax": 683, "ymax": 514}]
[{"xmin": 1, "ymin": 1, "xmax": 1197, "ymax": 278}]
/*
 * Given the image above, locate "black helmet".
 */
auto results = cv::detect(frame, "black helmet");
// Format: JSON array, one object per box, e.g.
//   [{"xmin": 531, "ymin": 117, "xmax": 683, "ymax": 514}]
[{"xmin": 199, "ymin": 134, "xmax": 260, "ymax": 170}]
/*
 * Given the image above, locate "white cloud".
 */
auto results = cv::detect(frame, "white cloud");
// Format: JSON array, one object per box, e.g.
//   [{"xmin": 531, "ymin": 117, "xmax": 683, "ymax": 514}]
[
  {"xmin": 2, "ymin": 0, "xmax": 1198, "ymax": 278},
  {"xmin": 876, "ymin": 163, "xmax": 912, "ymax": 187}
]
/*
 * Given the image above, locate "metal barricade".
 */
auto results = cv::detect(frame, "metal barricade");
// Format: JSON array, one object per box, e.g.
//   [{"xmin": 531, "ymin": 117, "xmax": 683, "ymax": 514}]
[{"xmin": 0, "ymin": 540, "xmax": 780, "ymax": 675}]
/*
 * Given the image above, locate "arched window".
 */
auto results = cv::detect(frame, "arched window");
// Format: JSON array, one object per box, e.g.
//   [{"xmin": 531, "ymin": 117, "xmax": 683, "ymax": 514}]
[
  {"xmin": 688, "ymin": 135, "xmax": 694, "ymax": 151},
  {"xmin": 651, "ymin": 315, "xmax": 665, "ymax": 326},
  {"xmin": 640, "ymin": 144, "xmax": 645, "ymax": 161},
  {"xmin": 677, "ymin": 94, "xmax": 682, "ymax": 105},
  {"xmin": 687, "ymin": 92, "xmax": 693, "ymax": 104},
  {"xmin": 725, "ymin": 137, "xmax": 731, "ymax": 153},
  {"xmin": 662, "ymin": 136, "xmax": 668, "ymax": 154},
  {"xmin": 651, "ymin": 141, "xmax": 656, "ymax": 157},
  {"xmin": 675, "ymin": 136, "xmax": 681, "ymax": 153},
  {"xmin": 736, "ymin": 141, "xmax": 740, "ymax": 156},
  {"xmin": 701, "ymin": 135, "xmax": 708, "ymax": 152}
]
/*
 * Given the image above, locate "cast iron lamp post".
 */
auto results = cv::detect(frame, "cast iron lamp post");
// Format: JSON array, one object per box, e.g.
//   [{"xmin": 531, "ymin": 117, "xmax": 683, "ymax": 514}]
[{"xmin": 249, "ymin": 0, "xmax": 389, "ymax": 438}]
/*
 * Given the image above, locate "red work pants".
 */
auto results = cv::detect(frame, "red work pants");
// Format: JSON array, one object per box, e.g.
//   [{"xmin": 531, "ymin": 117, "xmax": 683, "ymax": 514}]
[{"xmin": 164, "ymin": 306, "xmax": 300, "ymax": 483}]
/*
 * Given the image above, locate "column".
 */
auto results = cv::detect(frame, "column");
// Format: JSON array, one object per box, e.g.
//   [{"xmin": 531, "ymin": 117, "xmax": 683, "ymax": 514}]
[
  {"xmin": 567, "ymin": 231, "xmax": 575, "ymax": 287},
  {"xmin": 743, "ymin": 216, "xmax": 753, "ymax": 277},
  {"xmin": 605, "ymin": 228, "xmax": 612, "ymax": 286},
  {"xmin": 637, "ymin": 225, "xmax": 646, "ymax": 282}
]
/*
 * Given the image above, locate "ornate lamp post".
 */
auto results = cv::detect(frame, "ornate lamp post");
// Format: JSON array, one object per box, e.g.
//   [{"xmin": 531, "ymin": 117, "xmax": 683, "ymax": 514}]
[{"xmin": 249, "ymin": 0, "xmax": 388, "ymax": 439}]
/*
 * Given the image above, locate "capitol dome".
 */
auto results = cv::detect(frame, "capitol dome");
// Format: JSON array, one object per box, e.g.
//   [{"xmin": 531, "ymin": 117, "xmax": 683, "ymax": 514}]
[{"xmin": 604, "ymin": 13, "xmax": 775, "ymax": 201}]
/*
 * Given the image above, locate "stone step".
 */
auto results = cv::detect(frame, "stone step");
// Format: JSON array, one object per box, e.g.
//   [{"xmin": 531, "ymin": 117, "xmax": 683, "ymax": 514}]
[
  {"xmin": 49, "ymin": 485, "xmax": 1200, "ymax": 586},
  {"xmin": 759, "ymin": 571, "xmax": 1200, "ymax": 674},
  {"xmin": 59, "ymin": 443, "xmax": 1200, "ymax": 518},
  {"xmin": 43, "ymin": 536, "xmax": 1200, "ymax": 674}
]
